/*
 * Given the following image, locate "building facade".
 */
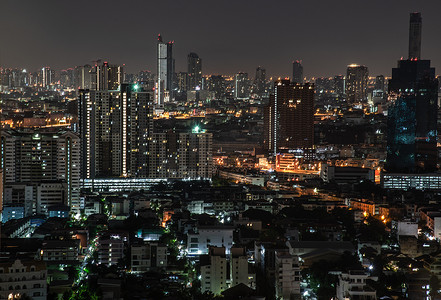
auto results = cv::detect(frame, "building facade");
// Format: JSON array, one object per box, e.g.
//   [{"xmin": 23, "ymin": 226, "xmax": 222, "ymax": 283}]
[
  {"xmin": 264, "ymin": 79, "xmax": 314, "ymax": 155},
  {"xmin": 1, "ymin": 130, "xmax": 80, "ymax": 214},
  {"xmin": 345, "ymin": 64, "xmax": 368, "ymax": 104}
]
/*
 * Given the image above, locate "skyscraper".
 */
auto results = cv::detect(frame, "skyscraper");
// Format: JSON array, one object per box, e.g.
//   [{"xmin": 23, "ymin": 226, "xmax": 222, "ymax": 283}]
[
  {"xmin": 386, "ymin": 12, "xmax": 438, "ymax": 173},
  {"xmin": 234, "ymin": 72, "xmax": 249, "ymax": 99},
  {"xmin": 156, "ymin": 34, "xmax": 174, "ymax": 105},
  {"xmin": 93, "ymin": 61, "xmax": 124, "ymax": 91},
  {"xmin": 254, "ymin": 66, "xmax": 266, "ymax": 96},
  {"xmin": 345, "ymin": 64, "xmax": 368, "ymax": 104},
  {"xmin": 41, "ymin": 67, "xmax": 55, "ymax": 89},
  {"xmin": 292, "ymin": 60, "xmax": 303, "ymax": 84},
  {"xmin": 78, "ymin": 84, "xmax": 154, "ymax": 178},
  {"xmin": 409, "ymin": 12, "xmax": 422, "ymax": 60},
  {"xmin": 264, "ymin": 79, "xmax": 314, "ymax": 155},
  {"xmin": 188, "ymin": 52, "xmax": 202, "ymax": 90},
  {"xmin": 1, "ymin": 130, "xmax": 80, "ymax": 214},
  {"xmin": 74, "ymin": 64, "xmax": 92, "ymax": 90}
]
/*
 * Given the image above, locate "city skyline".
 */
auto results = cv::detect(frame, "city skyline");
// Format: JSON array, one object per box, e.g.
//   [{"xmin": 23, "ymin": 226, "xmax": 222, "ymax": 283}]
[{"xmin": 1, "ymin": 1, "xmax": 441, "ymax": 77}]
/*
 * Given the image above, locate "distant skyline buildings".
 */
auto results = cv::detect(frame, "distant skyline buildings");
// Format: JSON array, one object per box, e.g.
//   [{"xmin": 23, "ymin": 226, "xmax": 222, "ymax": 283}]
[
  {"xmin": 3, "ymin": 1, "xmax": 441, "ymax": 78},
  {"xmin": 386, "ymin": 12, "xmax": 438, "ymax": 173},
  {"xmin": 292, "ymin": 60, "xmax": 303, "ymax": 84},
  {"xmin": 345, "ymin": 64, "xmax": 369, "ymax": 104}
]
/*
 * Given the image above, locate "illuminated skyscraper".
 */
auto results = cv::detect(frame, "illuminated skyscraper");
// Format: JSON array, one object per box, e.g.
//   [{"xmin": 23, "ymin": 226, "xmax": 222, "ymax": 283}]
[
  {"xmin": 156, "ymin": 34, "xmax": 174, "ymax": 105},
  {"xmin": 41, "ymin": 67, "xmax": 55, "ymax": 89},
  {"xmin": 386, "ymin": 13, "xmax": 437, "ymax": 173},
  {"xmin": 292, "ymin": 60, "xmax": 303, "ymax": 84},
  {"xmin": 234, "ymin": 72, "xmax": 249, "ymax": 99},
  {"xmin": 346, "ymin": 64, "xmax": 368, "ymax": 104},
  {"xmin": 78, "ymin": 84, "xmax": 154, "ymax": 178},
  {"xmin": 188, "ymin": 52, "xmax": 202, "ymax": 90},
  {"xmin": 264, "ymin": 79, "xmax": 314, "ymax": 155}
]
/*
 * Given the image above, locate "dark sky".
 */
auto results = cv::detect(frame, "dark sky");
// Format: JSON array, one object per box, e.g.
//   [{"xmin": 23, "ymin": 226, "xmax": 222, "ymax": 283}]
[{"xmin": 1, "ymin": 0, "xmax": 441, "ymax": 78}]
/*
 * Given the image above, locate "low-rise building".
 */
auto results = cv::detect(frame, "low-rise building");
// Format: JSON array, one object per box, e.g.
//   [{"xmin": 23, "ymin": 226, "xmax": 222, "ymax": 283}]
[
  {"xmin": 0, "ymin": 259, "xmax": 47, "ymax": 300},
  {"xmin": 131, "ymin": 242, "xmax": 167, "ymax": 273}
]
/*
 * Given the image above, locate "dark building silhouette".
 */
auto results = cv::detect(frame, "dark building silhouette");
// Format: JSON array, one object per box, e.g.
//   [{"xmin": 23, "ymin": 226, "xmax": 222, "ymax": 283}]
[
  {"xmin": 409, "ymin": 12, "xmax": 422, "ymax": 60},
  {"xmin": 386, "ymin": 13, "xmax": 438, "ymax": 173},
  {"xmin": 264, "ymin": 79, "xmax": 314, "ymax": 155},
  {"xmin": 187, "ymin": 52, "xmax": 202, "ymax": 90},
  {"xmin": 292, "ymin": 60, "xmax": 303, "ymax": 84},
  {"xmin": 254, "ymin": 66, "xmax": 266, "ymax": 96}
]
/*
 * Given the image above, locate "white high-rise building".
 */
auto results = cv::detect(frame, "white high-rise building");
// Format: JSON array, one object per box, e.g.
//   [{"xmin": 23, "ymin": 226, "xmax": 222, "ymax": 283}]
[{"xmin": 156, "ymin": 34, "xmax": 174, "ymax": 106}]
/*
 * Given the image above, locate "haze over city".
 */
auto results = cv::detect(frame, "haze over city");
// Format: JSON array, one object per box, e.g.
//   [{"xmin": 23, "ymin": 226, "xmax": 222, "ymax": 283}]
[{"xmin": 2, "ymin": 0, "xmax": 441, "ymax": 77}]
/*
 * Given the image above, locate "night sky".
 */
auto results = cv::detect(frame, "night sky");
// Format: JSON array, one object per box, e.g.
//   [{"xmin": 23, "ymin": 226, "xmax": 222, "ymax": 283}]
[{"xmin": 1, "ymin": 0, "xmax": 441, "ymax": 78}]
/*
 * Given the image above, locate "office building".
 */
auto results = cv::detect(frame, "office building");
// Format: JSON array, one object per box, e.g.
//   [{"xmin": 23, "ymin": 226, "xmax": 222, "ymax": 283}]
[
  {"xmin": 1, "ymin": 130, "xmax": 80, "ymax": 214},
  {"xmin": 78, "ymin": 84, "xmax": 154, "ymax": 179},
  {"xmin": 346, "ymin": 64, "xmax": 368, "ymax": 104},
  {"xmin": 292, "ymin": 60, "xmax": 303, "ymax": 84},
  {"xmin": 386, "ymin": 13, "xmax": 438, "ymax": 173},
  {"xmin": 264, "ymin": 79, "xmax": 314, "ymax": 155},
  {"xmin": 234, "ymin": 72, "xmax": 249, "ymax": 99},
  {"xmin": 188, "ymin": 52, "xmax": 202, "ymax": 90},
  {"xmin": 156, "ymin": 34, "xmax": 175, "ymax": 105}
]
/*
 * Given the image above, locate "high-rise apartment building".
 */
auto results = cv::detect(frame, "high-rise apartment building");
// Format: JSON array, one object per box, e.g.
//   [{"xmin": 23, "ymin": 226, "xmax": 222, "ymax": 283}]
[
  {"xmin": 41, "ymin": 67, "xmax": 55, "ymax": 89},
  {"xmin": 234, "ymin": 72, "xmax": 249, "ymax": 99},
  {"xmin": 156, "ymin": 34, "xmax": 175, "ymax": 105},
  {"xmin": 346, "ymin": 64, "xmax": 369, "ymax": 104},
  {"xmin": 92, "ymin": 61, "xmax": 124, "ymax": 91},
  {"xmin": 292, "ymin": 60, "xmax": 303, "ymax": 84},
  {"xmin": 208, "ymin": 75, "xmax": 225, "ymax": 99},
  {"xmin": 74, "ymin": 64, "xmax": 93, "ymax": 90},
  {"xmin": 1, "ymin": 130, "xmax": 80, "ymax": 214},
  {"xmin": 78, "ymin": 84, "xmax": 154, "ymax": 179},
  {"xmin": 264, "ymin": 80, "xmax": 314, "ymax": 155},
  {"xmin": 148, "ymin": 130, "xmax": 213, "ymax": 179},
  {"xmin": 187, "ymin": 52, "xmax": 202, "ymax": 90},
  {"xmin": 386, "ymin": 14, "xmax": 437, "ymax": 173},
  {"xmin": 177, "ymin": 72, "xmax": 189, "ymax": 92}
]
